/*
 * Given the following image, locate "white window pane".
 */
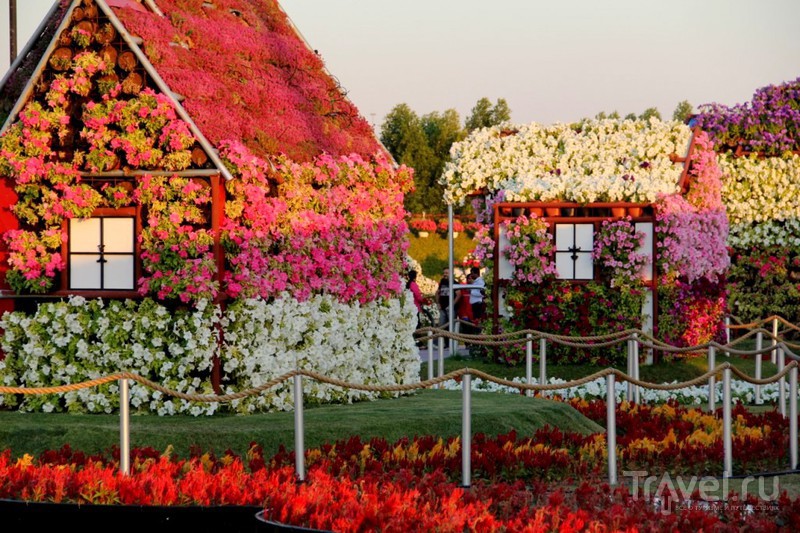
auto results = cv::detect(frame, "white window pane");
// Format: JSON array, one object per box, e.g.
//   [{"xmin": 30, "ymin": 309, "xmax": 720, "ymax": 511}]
[
  {"xmin": 103, "ymin": 255, "xmax": 135, "ymax": 289},
  {"xmin": 574, "ymin": 224, "xmax": 594, "ymax": 251},
  {"xmin": 70, "ymin": 254, "xmax": 102, "ymax": 289},
  {"xmin": 554, "ymin": 224, "xmax": 572, "ymax": 250},
  {"xmin": 103, "ymin": 218, "xmax": 135, "ymax": 253},
  {"xmin": 498, "ymin": 225, "xmax": 513, "ymax": 280},
  {"xmin": 575, "ymin": 253, "xmax": 594, "ymax": 279},
  {"xmin": 70, "ymin": 219, "xmax": 101, "ymax": 253},
  {"xmin": 555, "ymin": 252, "xmax": 574, "ymax": 279},
  {"xmin": 635, "ymin": 222, "xmax": 654, "ymax": 281}
]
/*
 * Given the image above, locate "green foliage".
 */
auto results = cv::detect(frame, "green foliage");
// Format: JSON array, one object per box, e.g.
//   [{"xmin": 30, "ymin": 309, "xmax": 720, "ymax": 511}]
[
  {"xmin": 672, "ymin": 100, "xmax": 694, "ymax": 122},
  {"xmin": 639, "ymin": 107, "xmax": 662, "ymax": 121},
  {"xmin": 380, "ymin": 104, "xmax": 441, "ymax": 214},
  {"xmin": 727, "ymin": 246, "xmax": 800, "ymax": 325},
  {"xmin": 407, "ymin": 232, "xmax": 476, "ymax": 280},
  {"xmin": 595, "ymin": 111, "xmax": 620, "ymax": 120},
  {"xmin": 465, "ymin": 97, "xmax": 512, "ymax": 132},
  {"xmin": 381, "ymin": 97, "xmax": 512, "ymax": 215},
  {"xmin": 491, "ymin": 282, "xmax": 646, "ymax": 367},
  {"xmin": 428, "ymin": 350, "xmax": 778, "ymax": 386}
]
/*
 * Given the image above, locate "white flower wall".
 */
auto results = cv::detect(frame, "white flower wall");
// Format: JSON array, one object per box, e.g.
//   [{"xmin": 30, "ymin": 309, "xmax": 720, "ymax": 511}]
[{"xmin": 0, "ymin": 294, "xmax": 420, "ymax": 415}]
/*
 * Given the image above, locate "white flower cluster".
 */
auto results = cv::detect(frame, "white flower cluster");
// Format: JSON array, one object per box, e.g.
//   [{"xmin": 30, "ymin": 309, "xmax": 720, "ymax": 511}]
[
  {"xmin": 220, "ymin": 293, "xmax": 420, "ymax": 413},
  {"xmin": 441, "ymin": 118, "xmax": 692, "ymax": 206},
  {"xmin": 719, "ymin": 153, "xmax": 800, "ymax": 247},
  {"xmin": 0, "ymin": 297, "xmax": 220, "ymax": 416},
  {"xmin": 0, "ymin": 294, "xmax": 420, "ymax": 415},
  {"xmin": 439, "ymin": 374, "xmax": 785, "ymax": 406}
]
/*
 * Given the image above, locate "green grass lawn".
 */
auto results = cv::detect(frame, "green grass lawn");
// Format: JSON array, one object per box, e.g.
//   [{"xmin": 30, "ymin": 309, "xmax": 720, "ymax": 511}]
[
  {"xmin": 0, "ymin": 350, "xmax": 779, "ymax": 461},
  {"xmin": 0, "ymin": 389, "xmax": 601, "ymax": 459},
  {"xmin": 408, "ymin": 232, "xmax": 476, "ymax": 279},
  {"xmin": 421, "ymin": 349, "xmax": 780, "ymax": 384}
]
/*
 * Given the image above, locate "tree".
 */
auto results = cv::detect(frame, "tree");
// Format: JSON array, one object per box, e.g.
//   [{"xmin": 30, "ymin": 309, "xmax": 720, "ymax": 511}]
[
  {"xmin": 422, "ymin": 108, "xmax": 464, "ymax": 158},
  {"xmin": 419, "ymin": 109, "xmax": 466, "ymax": 214},
  {"xmin": 465, "ymin": 97, "xmax": 512, "ymax": 132},
  {"xmin": 672, "ymin": 100, "xmax": 693, "ymax": 123},
  {"xmin": 380, "ymin": 104, "xmax": 438, "ymax": 213},
  {"xmin": 638, "ymin": 107, "xmax": 662, "ymax": 121}
]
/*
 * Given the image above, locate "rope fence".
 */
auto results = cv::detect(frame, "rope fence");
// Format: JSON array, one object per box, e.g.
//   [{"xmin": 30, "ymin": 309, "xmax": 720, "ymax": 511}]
[{"xmin": 1, "ymin": 351, "xmax": 798, "ymax": 488}]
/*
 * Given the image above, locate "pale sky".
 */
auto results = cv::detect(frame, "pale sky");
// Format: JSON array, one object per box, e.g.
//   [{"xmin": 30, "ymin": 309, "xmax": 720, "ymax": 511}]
[{"xmin": 3, "ymin": 0, "xmax": 799, "ymax": 129}]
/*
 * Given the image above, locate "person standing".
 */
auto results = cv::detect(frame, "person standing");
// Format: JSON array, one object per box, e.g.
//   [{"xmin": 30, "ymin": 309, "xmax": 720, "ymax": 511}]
[
  {"xmin": 406, "ymin": 269, "xmax": 424, "ymax": 328},
  {"xmin": 437, "ymin": 268, "xmax": 450, "ymax": 327},
  {"xmin": 469, "ymin": 266, "xmax": 486, "ymax": 321},
  {"xmin": 454, "ymin": 273, "xmax": 475, "ymax": 324}
]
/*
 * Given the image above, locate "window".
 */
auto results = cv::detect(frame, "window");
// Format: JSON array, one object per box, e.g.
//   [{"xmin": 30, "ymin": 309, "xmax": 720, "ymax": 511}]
[
  {"xmin": 69, "ymin": 217, "xmax": 135, "ymax": 290},
  {"xmin": 554, "ymin": 223, "xmax": 594, "ymax": 280}
]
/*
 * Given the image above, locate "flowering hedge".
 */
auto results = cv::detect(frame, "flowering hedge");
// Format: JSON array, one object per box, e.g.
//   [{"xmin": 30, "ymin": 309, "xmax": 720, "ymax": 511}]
[
  {"xmin": 502, "ymin": 214, "xmax": 557, "ymax": 286},
  {"xmin": 694, "ymin": 77, "xmax": 800, "ymax": 156},
  {"xmin": 441, "ymin": 118, "xmax": 692, "ymax": 206},
  {"xmin": 0, "ymin": 295, "xmax": 419, "ymax": 415},
  {"xmin": 1, "ymin": 400, "xmax": 797, "ymax": 530},
  {"xmin": 220, "ymin": 144, "xmax": 413, "ymax": 304},
  {"xmin": 409, "ymin": 218, "xmax": 436, "ymax": 233},
  {"xmin": 695, "ymin": 77, "xmax": 800, "ymax": 323}
]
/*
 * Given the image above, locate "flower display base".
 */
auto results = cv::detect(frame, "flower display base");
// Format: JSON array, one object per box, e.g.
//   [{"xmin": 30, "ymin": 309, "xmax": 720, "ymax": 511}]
[
  {"xmin": 0, "ymin": 499, "xmax": 262, "ymax": 532},
  {"xmin": 255, "ymin": 511, "xmax": 333, "ymax": 532}
]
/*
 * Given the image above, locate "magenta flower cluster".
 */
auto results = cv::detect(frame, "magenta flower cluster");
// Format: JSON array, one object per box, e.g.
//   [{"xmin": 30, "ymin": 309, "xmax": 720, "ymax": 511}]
[
  {"xmin": 221, "ymin": 143, "xmax": 414, "ymax": 305},
  {"xmin": 656, "ymin": 131, "xmax": 730, "ymax": 283},
  {"xmin": 591, "ymin": 217, "xmax": 647, "ymax": 287},
  {"xmin": 502, "ymin": 214, "xmax": 557, "ymax": 286}
]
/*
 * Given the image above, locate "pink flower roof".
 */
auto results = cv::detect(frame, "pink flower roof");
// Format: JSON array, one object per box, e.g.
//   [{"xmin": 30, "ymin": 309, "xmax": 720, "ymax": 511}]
[{"xmin": 109, "ymin": 0, "xmax": 382, "ymax": 162}]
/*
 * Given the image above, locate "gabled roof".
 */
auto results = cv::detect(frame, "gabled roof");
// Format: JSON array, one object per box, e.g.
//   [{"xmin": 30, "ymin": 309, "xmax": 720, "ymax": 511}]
[
  {"xmin": 0, "ymin": 0, "xmax": 384, "ymax": 165},
  {"xmin": 0, "ymin": 1, "xmax": 70, "ymax": 125}
]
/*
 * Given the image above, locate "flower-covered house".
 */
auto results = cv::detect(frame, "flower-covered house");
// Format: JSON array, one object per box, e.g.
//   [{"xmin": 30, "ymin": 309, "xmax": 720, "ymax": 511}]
[
  {"xmin": 441, "ymin": 118, "xmax": 729, "ymax": 365},
  {"xmin": 0, "ymin": 0, "xmax": 419, "ymax": 414}
]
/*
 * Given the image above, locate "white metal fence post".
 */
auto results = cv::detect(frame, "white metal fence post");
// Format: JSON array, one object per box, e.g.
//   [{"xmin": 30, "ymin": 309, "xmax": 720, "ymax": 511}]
[
  {"xmin": 708, "ymin": 345, "xmax": 716, "ymax": 412},
  {"xmin": 525, "ymin": 334, "xmax": 533, "ymax": 396},
  {"xmin": 755, "ymin": 331, "xmax": 763, "ymax": 405},
  {"xmin": 778, "ymin": 346, "xmax": 786, "ymax": 417},
  {"xmin": 462, "ymin": 373, "xmax": 472, "ymax": 488},
  {"xmin": 119, "ymin": 378, "xmax": 130, "ymax": 476},
  {"xmin": 725, "ymin": 315, "xmax": 731, "ymax": 347},
  {"xmin": 772, "ymin": 318, "xmax": 778, "ymax": 364},
  {"xmin": 607, "ymin": 373, "xmax": 617, "ymax": 486},
  {"xmin": 539, "ymin": 338, "xmax": 547, "ymax": 386},
  {"xmin": 293, "ymin": 374, "xmax": 305, "ymax": 482},
  {"xmin": 627, "ymin": 337, "xmax": 634, "ymax": 402},
  {"xmin": 437, "ymin": 336, "xmax": 445, "ymax": 384},
  {"xmin": 633, "ymin": 333, "xmax": 640, "ymax": 404},
  {"xmin": 790, "ymin": 364, "xmax": 798, "ymax": 470},
  {"xmin": 453, "ymin": 321, "xmax": 460, "ymax": 357},
  {"xmin": 723, "ymin": 367, "xmax": 732, "ymax": 478},
  {"xmin": 427, "ymin": 330, "xmax": 434, "ymax": 381}
]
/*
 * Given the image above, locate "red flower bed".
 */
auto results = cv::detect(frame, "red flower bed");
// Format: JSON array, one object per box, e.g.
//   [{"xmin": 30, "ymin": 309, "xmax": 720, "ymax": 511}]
[{"xmin": 1, "ymin": 401, "xmax": 798, "ymax": 531}]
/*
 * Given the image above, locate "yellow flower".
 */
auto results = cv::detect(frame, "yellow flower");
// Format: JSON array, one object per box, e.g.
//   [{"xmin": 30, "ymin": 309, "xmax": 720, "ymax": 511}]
[{"xmin": 15, "ymin": 453, "xmax": 34, "ymax": 468}]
